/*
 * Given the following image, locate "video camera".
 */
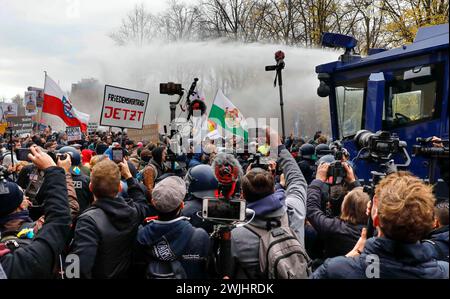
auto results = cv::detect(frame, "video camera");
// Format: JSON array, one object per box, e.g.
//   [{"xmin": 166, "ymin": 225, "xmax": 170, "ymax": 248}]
[
  {"xmin": 160, "ymin": 82, "xmax": 183, "ymax": 96},
  {"xmin": 354, "ymin": 130, "xmax": 409, "ymax": 162},
  {"xmin": 412, "ymin": 137, "xmax": 449, "ymax": 159}
]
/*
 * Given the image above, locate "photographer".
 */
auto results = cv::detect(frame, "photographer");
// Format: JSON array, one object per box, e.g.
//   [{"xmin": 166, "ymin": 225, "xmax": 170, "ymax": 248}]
[
  {"xmin": 307, "ymin": 162, "xmax": 369, "ymax": 258},
  {"xmin": 0, "ymin": 146, "xmax": 71, "ymax": 279},
  {"xmin": 141, "ymin": 146, "xmax": 170, "ymax": 197},
  {"xmin": 57, "ymin": 146, "xmax": 92, "ymax": 214},
  {"xmin": 230, "ymin": 128, "xmax": 309, "ymax": 279},
  {"xmin": 182, "ymin": 164, "xmax": 218, "ymax": 233},
  {"xmin": 312, "ymin": 172, "xmax": 449, "ymax": 279},
  {"xmin": 68, "ymin": 159, "xmax": 151, "ymax": 279},
  {"xmin": 298, "ymin": 143, "xmax": 316, "ymax": 185},
  {"xmin": 14, "ymin": 147, "xmax": 79, "ymax": 220},
  {"xmin": 135, "ymin": 176, "xmax": 210, "ymax": 279}
]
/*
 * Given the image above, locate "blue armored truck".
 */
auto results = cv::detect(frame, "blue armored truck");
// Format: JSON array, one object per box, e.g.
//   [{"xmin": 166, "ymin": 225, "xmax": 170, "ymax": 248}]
[{"xmin": 315, "ymin": 24, "xmax": 449, "ymax": 190}]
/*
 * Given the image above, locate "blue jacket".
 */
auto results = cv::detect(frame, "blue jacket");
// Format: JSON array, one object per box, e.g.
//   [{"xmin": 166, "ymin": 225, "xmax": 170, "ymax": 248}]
[
  {"xmin": 136, "ymin": 217, "xmax": 210, "ymax": 279},
  {"xmin": 312, "ymin": 237, "xmax": 449, "ymax": 279},
  {"xmin": 424, "ymin": 226, "xmax": 449, "ymax": 262}
]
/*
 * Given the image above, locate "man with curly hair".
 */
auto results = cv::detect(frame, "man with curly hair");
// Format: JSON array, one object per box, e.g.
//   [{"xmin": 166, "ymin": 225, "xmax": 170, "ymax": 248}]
[{"xmin": 312, "ymin": 171, "xmax": 449, "ymax": 279}]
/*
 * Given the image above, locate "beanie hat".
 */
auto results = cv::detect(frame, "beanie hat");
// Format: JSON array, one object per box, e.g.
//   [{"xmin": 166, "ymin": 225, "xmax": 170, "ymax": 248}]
[{"xmin": 0, "ymin": 182, "xmax": 24, "ymax": 217}]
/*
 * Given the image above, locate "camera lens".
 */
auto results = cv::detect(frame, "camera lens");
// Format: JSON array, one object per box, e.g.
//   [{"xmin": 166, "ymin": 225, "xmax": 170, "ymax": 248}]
[{"xmin": 354, "ymin": 130, "xmax": 374, "ymax": 149}]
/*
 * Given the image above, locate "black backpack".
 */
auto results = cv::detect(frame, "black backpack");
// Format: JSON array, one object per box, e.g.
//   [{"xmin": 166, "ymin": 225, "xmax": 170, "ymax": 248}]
[{"xmin": 146, "ymin": 259, "xmax": 187, "ymax": 279}]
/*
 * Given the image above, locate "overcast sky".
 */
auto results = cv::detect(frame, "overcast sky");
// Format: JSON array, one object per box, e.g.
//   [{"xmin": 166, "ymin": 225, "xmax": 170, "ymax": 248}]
[{"xmin": 0, "ymin": 0, "xmax": 167, "ymax": 99}]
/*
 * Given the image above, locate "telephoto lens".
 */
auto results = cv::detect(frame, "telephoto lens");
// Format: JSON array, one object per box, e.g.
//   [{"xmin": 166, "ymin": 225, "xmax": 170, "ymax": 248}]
[{"xmin": 354, "ymin": 130, "xmax": 374, "ymax": 149}]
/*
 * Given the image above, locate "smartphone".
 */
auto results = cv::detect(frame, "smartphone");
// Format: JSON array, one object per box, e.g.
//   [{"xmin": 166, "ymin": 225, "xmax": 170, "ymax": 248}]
[
  {"xmin": 112, "ymin": 148, "xmax": 124, "ymax": 163},
  {"xmin": 202, "ymin": 197, "xmax": 246, "ymax": 222},
  {"xmin": 16, "ymin": 148, "xmax": 32, "ymax": 162}
]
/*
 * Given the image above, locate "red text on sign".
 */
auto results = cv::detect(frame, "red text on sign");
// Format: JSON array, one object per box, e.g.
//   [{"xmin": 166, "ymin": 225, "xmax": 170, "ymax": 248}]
[{"xmin": 103, "ymin": 106, "xmax": 144, "ymax": 122}]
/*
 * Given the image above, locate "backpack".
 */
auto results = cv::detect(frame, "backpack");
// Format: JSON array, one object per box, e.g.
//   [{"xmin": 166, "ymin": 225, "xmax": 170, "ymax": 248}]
[
  {"xmin": 144, "ymin": 221, "xmax": 199, "ymax": 279},
  {"xmin": 245, "ymin": 214, "xmax": 311, "ymax": 279},
  {"xmin": 146, "ymin": 259, "xmax": 188, "ymax": 279}
]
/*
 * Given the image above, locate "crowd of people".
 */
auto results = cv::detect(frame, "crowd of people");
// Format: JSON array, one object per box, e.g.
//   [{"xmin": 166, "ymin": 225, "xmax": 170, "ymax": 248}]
[{"xmin": 0, "ymin": 127, "xmax": 448, "ymax": 279}]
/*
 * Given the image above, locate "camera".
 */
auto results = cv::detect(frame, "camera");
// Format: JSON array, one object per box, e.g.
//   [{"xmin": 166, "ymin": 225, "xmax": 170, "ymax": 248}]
[
  {"xmin": 202, "ymin": 197, "xmax": 246, "ymax": 222},
  {"xmin": 355, "ymin": 130, "xmax": 406, "ymax": 160},
  {"xmin": 47, "ymin": 151, "xmax": 68, "ymax": 164},
  {"xmin": 160, "ymin": 82, "xmax": 183, "ymax": 96},
  {"xmin": 412, "ymin": 137, "xmax": 449, "ymax": 159},
  {"xmin": 248, "ymin": 153, "xmax": 270, "ymax": 171},
  {"xmin": 16, "ymin": 148, "xmax": 32, "ymax": 162},
  {"xmin": 326, "ymin": 160, "xmax": 347, "ymax": 185},
  {"xmin": 112, "ymin": 147, "xmax": 124, "ymax": 164}
]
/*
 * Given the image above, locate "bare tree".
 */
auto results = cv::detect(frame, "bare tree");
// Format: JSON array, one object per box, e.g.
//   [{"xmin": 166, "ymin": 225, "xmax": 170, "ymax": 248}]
[
  {"xmin": 200, "ymin": 0, "xmax": 261, "ymax": 41},
  {"xmin": 109, "ymin": 3, "xmax": 156, "ymax": 46},
  {"xmin": 157, "ymin": 0, "xmax": 203, "ymax": 41}
]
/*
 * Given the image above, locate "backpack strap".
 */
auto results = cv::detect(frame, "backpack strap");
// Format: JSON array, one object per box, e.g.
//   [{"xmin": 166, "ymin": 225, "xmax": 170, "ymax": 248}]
[{"xmin": 245, "ymin": 213, "xmax": 289, "ymax": 237}]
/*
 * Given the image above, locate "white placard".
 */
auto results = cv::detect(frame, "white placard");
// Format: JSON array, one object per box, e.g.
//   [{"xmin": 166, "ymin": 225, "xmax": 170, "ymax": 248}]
[
  {"xmin": 24, "ymin": 91, "xmax": 38, "ymax": 116},
  {"xmin": 100, "ymin": 85, "xmax": 149, "ymax": 129},
  {"xmin": 66, "ymin": 126, "xmax": 82, "ymax": 142}
]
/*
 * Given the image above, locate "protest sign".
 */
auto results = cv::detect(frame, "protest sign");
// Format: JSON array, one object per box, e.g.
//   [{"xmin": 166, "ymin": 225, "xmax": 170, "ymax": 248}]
[
  {"xmin": 127, "ymin": 124, "xmax": 160, "ymax": 144},
  {"xmin": 100, "ymin": 85, "xmax": 149, "ymax": 129},
  {"xmin": 0, "ymin": 103, "xmax": 18, "ymax": 122},
  {"xmin": 66, "ymin": 126, "xmax": 82, "ymax": 142},
  {"xmin": 28, "ymin": 87, "xmax": 44, "ymax": 107},
  {"xmin": 88, "ymin": 122, "xmax": 98, "ymax": 134},
  {"xmin": 24, "ymin": 91, "xmax": 38, "ymax": 116},
  {"xmin": 7, "ymin": 116, "xmax": 33, "ymax": 135}
]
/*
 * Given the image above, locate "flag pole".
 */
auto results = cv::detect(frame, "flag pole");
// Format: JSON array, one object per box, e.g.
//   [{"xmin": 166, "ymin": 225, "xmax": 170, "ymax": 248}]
[{"xmin": 42, "ymin": 71, "xmax": 47, "ymax": 132}]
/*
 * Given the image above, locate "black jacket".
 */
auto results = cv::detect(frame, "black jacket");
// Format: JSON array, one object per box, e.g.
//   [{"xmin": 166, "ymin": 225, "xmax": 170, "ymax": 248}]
[
  {"xmin": 182, "ymin": 195, "xmax": 214, "ymax": 234},
  {"xmin": 69, "ymin": 178, "xmax": 150, "ymax": 279},
  {"xmin": 0, "ymin": 167, "xmax": 71, "ymax": 279},
  {"xmin": 307, "ymin": 179, "xmax": 364, "ymax": 258},
  {"xmin": 312, "ymin": 237, "xmax": 449, "ymax": 279},
  {"xmin": 298, "ymin": 160, "xmax": 315, "ymax": 185}
]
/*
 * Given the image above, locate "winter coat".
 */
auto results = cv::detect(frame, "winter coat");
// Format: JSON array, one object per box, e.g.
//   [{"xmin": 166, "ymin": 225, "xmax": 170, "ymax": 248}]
[
  {"xmin": 69, "ymin": 178, "xmax": 150, "ymax": 279},
  {"xmin": 230, "ymin": 145, "xmax": 307, "ymax": 279},
  {"xmin": 307, "ymin": 179, "xmax": 364, "ymax": 258},
  {"xmin": 312, "ymin": 237, "xmax": 449, "ymax": 279}
]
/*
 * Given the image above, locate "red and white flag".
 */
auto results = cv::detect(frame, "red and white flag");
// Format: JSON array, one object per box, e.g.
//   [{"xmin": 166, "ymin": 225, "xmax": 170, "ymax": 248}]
[{"xmin": 43, "ymin": 74, "xmax": 89, "ymax": 132}]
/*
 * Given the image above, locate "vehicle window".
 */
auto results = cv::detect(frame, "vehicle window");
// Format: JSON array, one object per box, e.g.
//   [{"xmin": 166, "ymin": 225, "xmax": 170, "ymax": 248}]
[
  {"xmin": 335, "ymin": 80, "xmax": 365, "ymax": 138},
  {"xmin": 383, "ymin": 64, "xmax": 442, "ymax": 129}
]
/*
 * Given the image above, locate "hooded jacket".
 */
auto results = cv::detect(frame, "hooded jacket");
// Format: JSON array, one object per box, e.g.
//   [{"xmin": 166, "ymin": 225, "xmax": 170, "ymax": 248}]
[
  {"xmin": 136, "ymin": 217, "xmax": 210, "ymax": 279},
  {"xmin": 312, "ymin": 237, "xmax": 449, "ymax": 279},
  {"xmin": 69, "ymin": 178, "xmax": 150, "ymax": 279},
  {"xmin": 230, "ymin": 145, "xmax": 308, "ymax": 279}
]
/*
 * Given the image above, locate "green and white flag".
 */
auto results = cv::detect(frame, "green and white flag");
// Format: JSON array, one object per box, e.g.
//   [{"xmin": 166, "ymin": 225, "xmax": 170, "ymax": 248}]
[{"xmin": 207, "ymin": 89, "xmax": 248, "ymax": 140}]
